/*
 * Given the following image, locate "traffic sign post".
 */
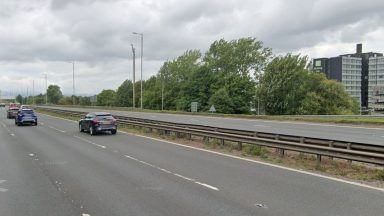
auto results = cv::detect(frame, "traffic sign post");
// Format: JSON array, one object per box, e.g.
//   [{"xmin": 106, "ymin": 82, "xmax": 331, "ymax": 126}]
[
  {"xmin": 209, "ymin": 105, "xmax": 216, "ymax": 113},
  {"xmin": 191, "ymin": 102, "xmax": 198, "ymax": 113}
]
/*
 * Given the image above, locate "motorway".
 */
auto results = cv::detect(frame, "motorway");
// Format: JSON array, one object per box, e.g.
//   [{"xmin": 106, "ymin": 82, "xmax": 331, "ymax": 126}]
[
  {"xmin": 42, "ymin": 106, "xmax": 384, "ymax": 145},
  {"xmin": 0, "ymin": 107, "xmax": 383, "ymax": 216}
]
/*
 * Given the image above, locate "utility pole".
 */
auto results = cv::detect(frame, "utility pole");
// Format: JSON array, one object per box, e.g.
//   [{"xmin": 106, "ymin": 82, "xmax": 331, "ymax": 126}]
[
  {"xmin": 133, "ymin": 32, "xmax": 144, "ymax": 109},
  {"xmin": 32, "ymin": 80, "xmax": 35, "ymax": 105},
  {"xmin": 161, "ymin": 72, "xmax": 164, "ymax": 111},
  {"xmin": 131, "ymin": 44, "xmax": 136, "ymax": 108},
  {"xmin": 72, "ymin": 61, "xmax": 75, "ymax": 105},
  {"xmin": 44, "ymin": 74, "xmax": 48, "ymax": 105}
]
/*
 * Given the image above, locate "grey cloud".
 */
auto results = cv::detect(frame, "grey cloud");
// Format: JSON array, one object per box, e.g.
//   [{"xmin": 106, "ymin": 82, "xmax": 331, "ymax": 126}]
[{"xmin": 1, "ymin": 0, "xmax": 384, "ymax": 95}]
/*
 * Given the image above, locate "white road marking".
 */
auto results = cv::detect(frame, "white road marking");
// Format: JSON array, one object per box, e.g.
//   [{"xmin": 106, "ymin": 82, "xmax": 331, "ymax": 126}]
[
  {"xmin": 47, "ymin": 125, "xmax": 66, "ymax": 133},
  {"xmin": 9, "ymin": 133, "xmax": 15, "ymax": 136},
  {"xmin": 82, "ymin": 214, "xmax": 90, "ymax": 216},
  {"xmin": 124, "ymin": 154, "xmax": 219, "ymax": 191},
  {"xmin": 29, "ymin": 153, "xmax": 34, "ymax": 157},
  {"xmin": 253, "ymin": 124, "xmax": 270, "ymax": 128},
  {"xmin": 73, "ymin": 135, "xmax": 106, "ymax": 149},
  {"xmin": 120, "ymin": 131, "xmax": 384, "ymax": 193},
  {"xmin": 0, "ymin": 180, "xmax": 8, "ymax": 192},
  {"xmin": 40, "ymin": 112, "xmax": 384, "ymax": 192},
  {"xmin": 195, "ymin": 181, "xmax": 219, "ymax": 191},
  {"xmin": 39, "ymin": 122, "xmax": 44, "ymax": 125},
  {"xmin": 0, "ymin": 122, "xmax": 6, "ymax": 127}
]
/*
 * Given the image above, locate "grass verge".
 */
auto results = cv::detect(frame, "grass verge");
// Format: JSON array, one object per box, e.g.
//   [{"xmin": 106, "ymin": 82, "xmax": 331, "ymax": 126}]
[{"xmin": 45, "ymin": 105, "xmax": 384, "ymax": 126}]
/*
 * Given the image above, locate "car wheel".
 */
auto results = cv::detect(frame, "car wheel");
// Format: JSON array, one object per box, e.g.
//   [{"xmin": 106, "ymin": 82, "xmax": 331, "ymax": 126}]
[
  {"xmin": 34, "ymin": 121, "xmax": 38, "ymax": 126},
  {"xmin": 89, "ymin": 126, "xmax": 95, "ymax": 136},
  {"xmin": 111, "ymin": 129, "xmax": 117, "ymax": 135}
]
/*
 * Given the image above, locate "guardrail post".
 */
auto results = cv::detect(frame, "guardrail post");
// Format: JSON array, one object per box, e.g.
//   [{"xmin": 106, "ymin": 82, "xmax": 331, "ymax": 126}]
[
  {"xmin": 316, "ymin": 155, "xmax": 322, "ymax": 166},
  {"xmin": 275, "ymin": 135, "xmax": 284, "ymax": 156},
  {"xmin": 347, "ymin": 143, "xmax": 352, "ymax": 165},
  {"xmin": 254, "ymin": 132, "xmax": 258, "ymax": 137},
  {"xmin": 220, "ymin": 139, "xmax": 224, "ymax": 147},
  {"xmin": 238, "ymin": 142, "xmax": 242, "ymax": 151},
  {"xmin": 328, "ymin": 141, "xmax": 334, "ymax": 161}
]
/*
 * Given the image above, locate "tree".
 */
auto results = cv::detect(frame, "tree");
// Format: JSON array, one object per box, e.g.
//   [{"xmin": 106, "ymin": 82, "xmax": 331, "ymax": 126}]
[
  {"xmin": 58, "ymin": 96, "xmax": 73, "ymax": 105},
  {"xmin": 257, "ymin": 54, "xmax": 309, "ymax": 115},
  {"xmin": 209, "ymin": 87, "xmax": 234, "ymax": 113},
  {"xmin": 47, "ymin": 85, "xmax": 63, "ymax": 104},
  {"xmin": 204, "ymin": 38, "xmax": 272, "ymax": 113},
  {"xmin": 258, "ymin": 54, "xmax": 359, "ymax": 115},
  {"xmin": 115, "ymin": 80, "xmax": 133, "ymax": 107},
  {"xmin": 97, "ymin": 89, "xmax": 116, "ymax": 106},
  {"xmin": 15, "ymin": 94, "xmax": 23, "ymax": 104}
]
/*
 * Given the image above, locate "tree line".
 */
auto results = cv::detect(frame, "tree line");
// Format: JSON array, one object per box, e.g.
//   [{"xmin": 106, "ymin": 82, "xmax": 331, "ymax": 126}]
[{"xmin": 19, "ymin": 37, "xmax": 359, "ymax": 115}]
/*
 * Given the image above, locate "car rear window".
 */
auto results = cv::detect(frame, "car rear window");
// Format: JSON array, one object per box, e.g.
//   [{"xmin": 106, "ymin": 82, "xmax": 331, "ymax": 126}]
[
  {"xmin": 22, "ymin": 110, "xmax": 34, "ymax": 114},
  {"xmin": 97, "ymin": 115, "xmax": 114, "ymax": 120}
]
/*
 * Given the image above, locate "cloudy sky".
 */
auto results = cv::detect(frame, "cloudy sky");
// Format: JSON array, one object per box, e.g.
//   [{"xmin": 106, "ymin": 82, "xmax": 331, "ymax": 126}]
[{"xmin": 1, "ymin": 0, "xmax": 384, "ymax": 97}]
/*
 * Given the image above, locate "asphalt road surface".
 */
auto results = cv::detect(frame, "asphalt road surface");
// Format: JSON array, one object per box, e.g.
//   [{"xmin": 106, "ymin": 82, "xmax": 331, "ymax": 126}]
[
  {"xmin": 42, "ymin": 106, "xmax": 384, "ymax": 145},
  {"xmin": 0, "ymin": 107, "xmax": 383, "ymax": 216}
]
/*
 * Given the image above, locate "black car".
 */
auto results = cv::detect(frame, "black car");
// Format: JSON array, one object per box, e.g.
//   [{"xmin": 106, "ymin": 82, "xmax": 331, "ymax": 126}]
[
  {"xmin": 7, "ymin": 107, "xmax": 19, "ymax": 119},
  {"xmin": 79, "ymin": 112, "xmax": 117, "ymax": 135}
]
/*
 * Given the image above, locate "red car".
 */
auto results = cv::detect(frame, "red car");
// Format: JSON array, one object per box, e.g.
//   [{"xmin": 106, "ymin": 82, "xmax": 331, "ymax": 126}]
[{"xmin": 7, "ymin": 107, "xmax": 19, "ymax": 119}]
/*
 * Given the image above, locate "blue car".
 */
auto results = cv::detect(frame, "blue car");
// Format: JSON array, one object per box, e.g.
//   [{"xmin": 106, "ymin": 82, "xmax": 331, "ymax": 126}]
[{"xmin": 15, "ymin": 109, "xmax": 38, "ymax": 126}]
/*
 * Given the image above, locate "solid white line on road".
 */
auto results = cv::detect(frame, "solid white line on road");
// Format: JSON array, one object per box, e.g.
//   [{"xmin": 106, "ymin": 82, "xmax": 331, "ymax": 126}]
[
  {"xmin": 123, "ymin": 154, "xmax": 219, "ymax": 191},
  {"xmin": 47, "ymin": 125, "xmax": 66, "ymax": 133},
  {"xmin": 9, "ymin": 133, "xmax": 15, "ymax": 136},
  {"xmin": 73, "ymin": 135, "xmax": 106, "ymax": 149},
  {"xmin": 253, "ymin": 124, "xmax": 270, "ymax": 127},
  {"xmin": 82, "ymin": 214, "xmax": 91, "ymax": 216},
  {"xmin": 119, "ymin": 131, "xmax": 384, "ymax": 193}
]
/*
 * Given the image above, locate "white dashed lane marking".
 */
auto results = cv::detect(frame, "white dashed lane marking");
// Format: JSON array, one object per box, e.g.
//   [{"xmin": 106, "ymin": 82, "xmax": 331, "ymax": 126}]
[
  {"xmin": 47, "ymin": 125, "xmax": 66, "ymax": 133},
  {"xmin": 123, "ymin": 155, "xmax": 219, "ymax": 191},
  {"xmin": 73, "ymin": 135, "xmax": 106, "ymax": 149},
  {"xmin": 0, "ymin": 180, "xmax": 8, "ymax": 192}
]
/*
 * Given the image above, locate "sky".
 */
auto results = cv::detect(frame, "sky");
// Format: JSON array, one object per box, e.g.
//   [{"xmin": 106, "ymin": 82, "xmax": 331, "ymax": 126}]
[{"xmin": 1, "ymin": 0, "xmax": 384, "ymax": 97}]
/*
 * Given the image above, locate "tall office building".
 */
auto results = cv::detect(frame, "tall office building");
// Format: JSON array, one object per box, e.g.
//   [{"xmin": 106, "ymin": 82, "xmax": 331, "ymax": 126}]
[
  {"xmin": 368, "ymin": 56, "xmax": 384, "ymax": 109},
  {"xmin": 312, "ymin": 44, "xmax": 383, "ymax": 108}
]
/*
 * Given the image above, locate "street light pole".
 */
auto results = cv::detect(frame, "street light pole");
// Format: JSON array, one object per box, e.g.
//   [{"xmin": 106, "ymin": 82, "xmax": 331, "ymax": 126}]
[
  {"xmin": 133, "ymin": 32, "xmax": 143, "ymax": 109},
  {"xmin": 32, "ymin": 80, "xmax": 35, "ymax": 105},
  {"xmin": 72, "ymin": 61, "xmax": 75, "ymax": 105},
  {"xmin": 67, "ymin": 61, "xmax": 75, "ymax": 105},
  {"xmin": 131, "ymin": 44, "xmax": 136, "ymax": 108},
  {"xmin": 44, "ymin": 74, "xmax": 48, "ymax": 105},
  {"xmin": 161, "ymin": 72, "xmax": 164, "ymax": 111}
]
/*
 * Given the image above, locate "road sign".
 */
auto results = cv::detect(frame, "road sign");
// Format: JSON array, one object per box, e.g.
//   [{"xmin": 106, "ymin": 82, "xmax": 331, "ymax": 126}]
[
  {"xmin": 90, "ymin": 95, "xmax": 97, "ymax": 103},
  {"xmin": 191, "ymin": 102, "xmax": 198, "ymax": 112},
  {"xmin": 209, "ymin": 105, "xmax": 216, "ymax": 113}
]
